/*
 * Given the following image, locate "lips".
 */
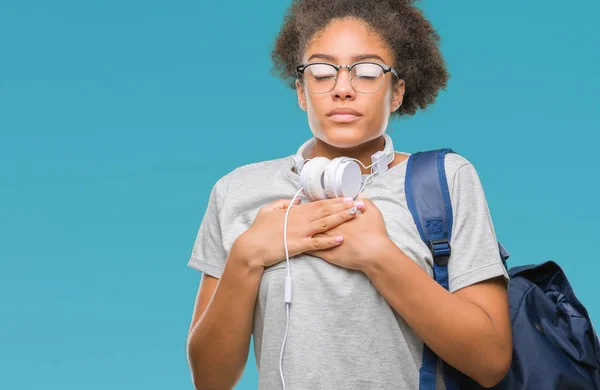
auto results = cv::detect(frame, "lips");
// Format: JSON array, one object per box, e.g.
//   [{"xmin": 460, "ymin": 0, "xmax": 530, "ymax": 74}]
[{"xmin": 326, "ymin": 108, "xmax": 362, "ymax": 123}]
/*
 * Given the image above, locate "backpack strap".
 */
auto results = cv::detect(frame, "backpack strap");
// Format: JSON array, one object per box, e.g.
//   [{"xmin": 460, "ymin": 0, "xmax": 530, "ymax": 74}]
[
  {"xmin": 498, "ymin": 242, "xmax": 510, "ymax": 270},
  {"xmin": 405, "ymin": 148, "xmax": 461, "ymax": 390},
  {"xmin": 405, "ymin": 149, "xmax": 511, "ymax": 389}
]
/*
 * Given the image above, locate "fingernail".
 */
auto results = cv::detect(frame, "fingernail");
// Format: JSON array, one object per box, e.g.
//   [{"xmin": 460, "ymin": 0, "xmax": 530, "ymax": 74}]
[
  {"xmin": 343, "ymin": 197, "xmax": 354, "ymax": 202},
  {"xmin": 354, "ymin": 200, "xmax": 364, "ymax": 209},
  {"xmin": 335, "ymin": 236, "xmax": 344, "ymax": 242},
  {"xmin": 348, "ymin": 207, "xmax": 357, "ymax": 215},
  {"xmin": 357, "ymin": 192, "xmax": 365, "ymax": 199}
]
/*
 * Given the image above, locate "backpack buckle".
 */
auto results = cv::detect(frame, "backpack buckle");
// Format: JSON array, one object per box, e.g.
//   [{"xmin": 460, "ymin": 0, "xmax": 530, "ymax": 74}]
[{"xmin": 429, "ymin": 239, "xmax": 451, "ymax": 266}]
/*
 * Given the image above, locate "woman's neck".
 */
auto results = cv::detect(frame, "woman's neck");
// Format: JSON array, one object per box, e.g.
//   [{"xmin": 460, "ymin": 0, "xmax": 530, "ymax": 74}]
[{"xmin": 307, "ymin": 135, "xmax": 398, "ymax": 175}]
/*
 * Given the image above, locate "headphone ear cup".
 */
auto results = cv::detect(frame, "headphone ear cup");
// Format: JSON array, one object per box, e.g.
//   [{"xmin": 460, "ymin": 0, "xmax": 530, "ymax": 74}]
[
  {"xmin": 325, "ymin": 158, "xmax": 362, "ymax": 199},
  {"xmin": 299, "ymin": 157, "xmax": 330, "ymax": 201},
  {"xmin": 324, "ymin": 157, "xmax": 344, "ymax": 198}
]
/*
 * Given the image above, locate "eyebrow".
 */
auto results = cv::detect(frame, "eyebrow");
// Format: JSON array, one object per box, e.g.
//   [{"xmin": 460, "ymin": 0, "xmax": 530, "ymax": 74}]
[{"xmin": 306, "ymin": 53, "xmax": 386, "ymax": 63}]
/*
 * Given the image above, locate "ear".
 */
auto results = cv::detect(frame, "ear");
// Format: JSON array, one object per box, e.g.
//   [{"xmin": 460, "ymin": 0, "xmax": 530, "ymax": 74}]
[
  {"xmin": 296, "ymin": 79, "xmax": 307, "ymax": 111},
  {"xmin": 390, "ymin": 79, "xmax": 406, "ymax": 113}
]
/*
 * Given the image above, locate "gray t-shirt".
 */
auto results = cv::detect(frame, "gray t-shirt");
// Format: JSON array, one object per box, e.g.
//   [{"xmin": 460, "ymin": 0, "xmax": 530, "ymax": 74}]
[{"xmin": 187, "ymin": 150, "xmax": 509, "ymax": 390}]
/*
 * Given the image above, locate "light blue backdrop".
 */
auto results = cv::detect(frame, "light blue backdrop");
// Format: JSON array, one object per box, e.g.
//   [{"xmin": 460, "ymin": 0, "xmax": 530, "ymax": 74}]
[{"xmin": 1, "ymin": 0, "xmax": 598, "ymax": 389}]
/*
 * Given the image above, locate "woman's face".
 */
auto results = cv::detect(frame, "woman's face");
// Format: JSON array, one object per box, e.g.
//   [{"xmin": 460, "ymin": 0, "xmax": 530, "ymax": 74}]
[{"xmin": 296, "ymin": 17, "xmax": 405, "ymax": 149}]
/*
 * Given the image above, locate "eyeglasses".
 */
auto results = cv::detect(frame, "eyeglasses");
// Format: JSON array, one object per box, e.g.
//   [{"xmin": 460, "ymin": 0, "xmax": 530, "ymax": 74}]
[{"xmin": 296, "ymin": 61, "xmax": 399, "ymax": 94}]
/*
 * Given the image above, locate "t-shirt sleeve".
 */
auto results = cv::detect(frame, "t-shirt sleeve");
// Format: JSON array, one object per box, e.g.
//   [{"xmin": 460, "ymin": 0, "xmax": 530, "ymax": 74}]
[
  {"xmin": 187, "ymin": 173, "xmax": 233, "ymax": 279},
  {"xmin": 447, "ymin": 159, "xmax": 509, "ymax": 293}
]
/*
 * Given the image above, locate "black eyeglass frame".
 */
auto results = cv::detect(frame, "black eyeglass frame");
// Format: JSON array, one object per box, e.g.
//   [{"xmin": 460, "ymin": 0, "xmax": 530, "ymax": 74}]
[{"xmin": 295, "ymin": 61, "xmax": 401, "ymax": 94}]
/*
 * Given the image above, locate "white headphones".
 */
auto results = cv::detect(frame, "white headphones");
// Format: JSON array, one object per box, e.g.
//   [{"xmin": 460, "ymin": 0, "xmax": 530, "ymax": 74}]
[
  {"xmin": 277, "ymin": 134, "xmax": 396, "ymax": 389},
  {"xmin": 291, "ymin": 133, "xmax": 396, "ymax": 201}
]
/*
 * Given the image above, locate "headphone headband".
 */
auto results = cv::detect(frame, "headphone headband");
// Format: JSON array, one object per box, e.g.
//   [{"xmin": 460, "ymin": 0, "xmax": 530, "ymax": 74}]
[{"xmin": 292, "ymin": 133, "xmax": 395, "ymax": 174}]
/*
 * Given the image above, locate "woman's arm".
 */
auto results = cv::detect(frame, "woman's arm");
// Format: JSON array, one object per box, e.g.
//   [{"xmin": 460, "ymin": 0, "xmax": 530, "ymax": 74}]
[
  {"xmin": 186, "ymin": 240, "xmax": 265, "ymax": 390},
  {"xmin": 361, "ymin": 240, "xmax": 512, "ymax": 388}
]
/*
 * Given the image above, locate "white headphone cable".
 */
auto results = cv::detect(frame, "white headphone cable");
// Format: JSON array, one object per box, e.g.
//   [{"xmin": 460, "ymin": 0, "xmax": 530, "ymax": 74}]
[
  {"xmin": 348, "ymin": 152, "xmax": 396, "ymax": 198},
  {"xmin": 278, "ymin": 152, "xmax": 394, "ymax": 388},
  {"xmin": 279, "ymin": 186, "xmax": 305, "ymax": 390}
]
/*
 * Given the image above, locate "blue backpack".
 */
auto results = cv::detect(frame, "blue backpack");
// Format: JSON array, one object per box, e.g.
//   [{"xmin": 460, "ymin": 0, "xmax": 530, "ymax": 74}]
[{"xmin": 404, "ymin": 148, "xmax": 600, "ymax": 390}]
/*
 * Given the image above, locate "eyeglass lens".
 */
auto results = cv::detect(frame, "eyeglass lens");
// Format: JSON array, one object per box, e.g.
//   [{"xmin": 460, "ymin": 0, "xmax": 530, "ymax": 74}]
[{"xmin": 302, "ymin": 63, "xmax": 385, "ymax": 93}]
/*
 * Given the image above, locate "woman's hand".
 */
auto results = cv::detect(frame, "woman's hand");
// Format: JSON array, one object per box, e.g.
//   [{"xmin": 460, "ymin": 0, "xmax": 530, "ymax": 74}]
[
  {"xmin": 306, "ymin": 196, "xmax": 392, "ymax": 272},
  {"xmin": 235, "ymin": 196, "xmax": 362, "ymax": 269}
]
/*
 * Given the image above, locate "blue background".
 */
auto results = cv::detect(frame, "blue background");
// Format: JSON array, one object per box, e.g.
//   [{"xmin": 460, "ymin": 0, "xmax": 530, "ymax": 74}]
[{"xmin": 1, "ymin": 0, "xmax": 598, "ymax": 389}]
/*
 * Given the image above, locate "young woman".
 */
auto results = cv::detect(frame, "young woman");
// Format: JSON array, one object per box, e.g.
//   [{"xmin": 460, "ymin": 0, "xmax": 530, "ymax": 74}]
[{"xmin": 186, "ymin": 1, "xmax": 512, "ymax": 389}]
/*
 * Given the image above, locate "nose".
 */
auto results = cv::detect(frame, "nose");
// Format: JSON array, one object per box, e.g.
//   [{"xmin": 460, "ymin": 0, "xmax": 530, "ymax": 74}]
[{"xmin": 332, "ymin": 66, "xmax": 356, "ymax": 100}]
